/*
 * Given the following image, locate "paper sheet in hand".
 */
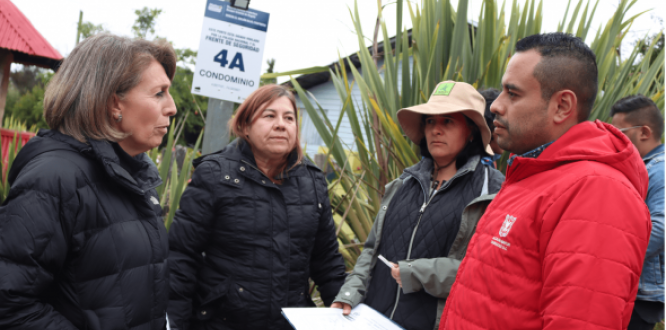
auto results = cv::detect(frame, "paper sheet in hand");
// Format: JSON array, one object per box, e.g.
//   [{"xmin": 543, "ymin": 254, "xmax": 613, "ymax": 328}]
[{"xmin": 282, "ymin": 303, "xmax": 404, "ymax": 330}]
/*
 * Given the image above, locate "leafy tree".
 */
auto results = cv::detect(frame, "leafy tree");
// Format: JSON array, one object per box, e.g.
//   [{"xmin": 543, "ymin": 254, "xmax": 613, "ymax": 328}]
[
  {"xmin": 170, "ymin": 66, "xmax": 208, "ymax": 145},
  {"xmin": 132, "ymin": 7, "xmax": 163, "ymax": 39},
  {"xmin": 4, "ymin": 85, "xmax": 20, "ymax": 117},
  {"xmin": 631, "ymin": 33, "xmax": 665, "ymax": 98},
  {"xmin": 260, "ymin": 58, "xmax": 277, "ymax": 85},
  {"xmin": 9, "ymin": 66, "xmax": 44, "ymax": 94},
  {"xmin": 4, "ymin": 71, "xmax": 52, "ymax": 129},
  {"xmin": 78, "ymin": 21, "xmax": 107, "ymax": 40},
  {"xmin": 638, "ymin": 33, "xmax": 664, "ymax": 65},
  {"xmin": 176, "ymin": 48, "xmax": 198, "ymax": 66}
]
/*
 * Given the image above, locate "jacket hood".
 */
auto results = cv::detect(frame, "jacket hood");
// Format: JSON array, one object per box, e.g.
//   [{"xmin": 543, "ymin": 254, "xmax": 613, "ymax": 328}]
[
  {"xmin": 507, "ymin": 120, "xmax": 649, "ymax": 198},
  {"xmin": 9, "ymin": 130, "xmax": 162, "ymax": 195},
  {"xmin": 9, "ymin": 130, "xmax": 82, "ymax": 185}
]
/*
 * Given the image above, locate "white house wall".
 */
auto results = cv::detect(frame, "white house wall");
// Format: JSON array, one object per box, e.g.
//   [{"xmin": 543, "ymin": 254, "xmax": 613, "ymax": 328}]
[
  {"xmin": 296, "ymin": 57, "xmax": 414, "ymax": 158},
  {"xmin": 297, "ymin": 73, "xmax": 362, "ymax": 157}
]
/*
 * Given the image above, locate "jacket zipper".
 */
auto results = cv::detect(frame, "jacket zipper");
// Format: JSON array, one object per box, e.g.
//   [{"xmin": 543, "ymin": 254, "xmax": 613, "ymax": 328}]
[
  {"xmin": 388, "ymin": 165, "xmax": 476, "ymax": 319},
  {"xmin": 389, "ymin": 184, "xmax": 440, "ymax": 319}
]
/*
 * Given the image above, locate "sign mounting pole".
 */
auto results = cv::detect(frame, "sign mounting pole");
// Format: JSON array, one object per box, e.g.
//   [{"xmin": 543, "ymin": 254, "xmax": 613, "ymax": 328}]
[
  {"xmin": 192, "ymin": 0, "xmax": 270, "ymax": 155},
  {"xmin": 202, "ymin": 98, "xmax": 234, "ymax": 155}
]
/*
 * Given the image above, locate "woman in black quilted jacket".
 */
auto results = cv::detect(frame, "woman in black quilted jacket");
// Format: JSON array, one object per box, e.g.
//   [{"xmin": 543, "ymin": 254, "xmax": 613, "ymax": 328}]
[
  {"xmin": 167, "ymin": 84, "xmax": 346, "ymax": 330},
  {"xmin": 0, "ymin": 34, "xmax": 177, "ymax": 329}
]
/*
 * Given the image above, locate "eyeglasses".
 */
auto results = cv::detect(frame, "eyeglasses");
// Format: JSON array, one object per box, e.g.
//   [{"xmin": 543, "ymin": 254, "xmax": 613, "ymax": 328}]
[{"xmin": 618, "ymin": 125, "xmax": 643, "ymax": 132}]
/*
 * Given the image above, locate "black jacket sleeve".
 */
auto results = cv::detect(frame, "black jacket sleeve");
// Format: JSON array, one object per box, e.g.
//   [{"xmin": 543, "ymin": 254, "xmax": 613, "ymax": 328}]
[
  {"xmin": 168, "ymin": 161, "xmax": 217, "ymax": 329},
  {"xmin": 307, "ymin": 172, "xmax": 346, "ymax": 306},
  {"xmin": 0, "ymin": 186, "xmax": 78, "ymax": 329}
]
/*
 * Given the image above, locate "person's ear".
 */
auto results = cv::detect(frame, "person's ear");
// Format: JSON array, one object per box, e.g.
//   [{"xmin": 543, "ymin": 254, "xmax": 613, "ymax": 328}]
[
  {"xmin": 639, "ymin": 125, "xmax": 653, "ymax": 142},
  {"xmin": 551, "ymin": 90, "xmax": 577, "ymax": 124},
  {"xmin": 110, "ymin": 94, "xmax": 123, "ymax": 122}
]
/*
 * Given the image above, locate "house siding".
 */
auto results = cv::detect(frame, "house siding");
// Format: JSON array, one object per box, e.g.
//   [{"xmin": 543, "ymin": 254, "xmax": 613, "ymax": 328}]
[{"xmin": 297, "ymin": 57, "xmax": 413, "ymax": 158}]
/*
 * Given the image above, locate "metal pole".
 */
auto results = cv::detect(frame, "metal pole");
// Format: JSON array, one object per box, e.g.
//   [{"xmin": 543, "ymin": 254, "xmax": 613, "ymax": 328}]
[
  {"xmin": 202, "ymin": 98, "xmax": 234, "ymax": 155},
  {"xmin": 76, "ymin": 11, "xmax": 83, "ymax": 45},
  {"xmin": 200, "ymin": 0, "xmax": 236, "ymax": 155}
]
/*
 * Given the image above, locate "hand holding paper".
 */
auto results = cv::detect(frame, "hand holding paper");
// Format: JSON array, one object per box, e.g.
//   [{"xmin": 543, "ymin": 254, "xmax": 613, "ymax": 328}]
[
  {"xmin": 331, "ymin": 301, "xmax": 352, "ymax": 315},
  {"xmin": 378, "ymin": 255, "xmax": 402, "ymax": 288},
  {"xmin": 283, "ymin": 303, "xmax": 405, "ymax": 330}
]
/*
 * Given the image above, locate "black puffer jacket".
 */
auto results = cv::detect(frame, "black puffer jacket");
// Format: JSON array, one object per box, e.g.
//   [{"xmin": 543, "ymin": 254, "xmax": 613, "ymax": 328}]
[
  {"xmin": 168, "ymin": 139, "xmax": 346, "ymax": 330},
  {"xmin": 0, "ymin": 130, "xmax": 169, "ymax": 330}
]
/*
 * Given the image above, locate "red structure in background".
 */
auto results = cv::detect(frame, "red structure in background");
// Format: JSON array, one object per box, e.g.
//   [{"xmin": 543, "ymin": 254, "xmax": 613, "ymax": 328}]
[
  {"xmin": 1, "ymin": 128, "xmax": 34, "ymax": 178},
  {"xmin": 0, "ymin": 0, "xmax": 61, "ymax": 179},
  {"xmin": 0, "ymin": 0, "xmax": 62, "ymax": 70}
]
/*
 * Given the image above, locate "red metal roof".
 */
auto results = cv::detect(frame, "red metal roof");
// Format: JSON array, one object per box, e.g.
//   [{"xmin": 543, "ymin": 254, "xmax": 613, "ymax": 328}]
[{"xmin": 0, "ymin": 0, "xmax": 63, "ymax": 68}]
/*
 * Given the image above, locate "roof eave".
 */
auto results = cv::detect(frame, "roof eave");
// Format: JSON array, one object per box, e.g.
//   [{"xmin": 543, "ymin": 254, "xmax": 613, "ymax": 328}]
[{"xmin": 11, "ymin": 50, "xmax": 62, "ymax": 70}]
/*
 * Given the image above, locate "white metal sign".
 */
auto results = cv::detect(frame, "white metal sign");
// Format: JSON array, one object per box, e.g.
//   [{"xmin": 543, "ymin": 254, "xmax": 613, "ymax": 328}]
[{"xmin": 191, "ymin": 0, "xmax": 269, "ymax": 102}]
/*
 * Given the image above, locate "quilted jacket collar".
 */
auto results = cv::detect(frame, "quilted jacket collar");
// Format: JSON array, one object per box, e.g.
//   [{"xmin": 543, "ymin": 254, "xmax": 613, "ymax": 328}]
[
  {"xmin": 401, "ymin": 155, "xmax": 480, "ymax": 200},
  {"xmin": 88, "ymin": 137, "xmax": 162, "ymax": 195},
  {"xmin": 199, "ymin": 139, "xmax": 319, "ymax": 179},
  {"xmin": 402, "ymin": 155, "xmax": 480, "ymax": 180},
  {"xmin": 10, "ymin": 129, "xmax": 161, "ymax": 195}
]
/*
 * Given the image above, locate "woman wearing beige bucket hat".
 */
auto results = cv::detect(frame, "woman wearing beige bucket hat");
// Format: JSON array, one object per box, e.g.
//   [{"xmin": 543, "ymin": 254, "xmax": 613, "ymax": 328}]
[{"xmin": 332, "ymin": 81, "xmax": 504, "ymax": 330}]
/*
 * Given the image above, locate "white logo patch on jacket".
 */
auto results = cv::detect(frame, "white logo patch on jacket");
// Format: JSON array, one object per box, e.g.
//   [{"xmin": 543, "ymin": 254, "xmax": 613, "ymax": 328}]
[
  {"xmin": 499, "ymin": 214, "xmax": 517, "ymax": 237},
  {"xmin": 491, "ymin": 215, "xmax": 517, "ymax": 251}
]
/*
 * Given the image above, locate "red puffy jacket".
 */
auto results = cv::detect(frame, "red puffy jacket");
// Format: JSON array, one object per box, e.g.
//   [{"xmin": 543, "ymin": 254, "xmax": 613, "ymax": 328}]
[{"xmin": 439, "ymin": 121, "xmax": 651, "ymax": 330}]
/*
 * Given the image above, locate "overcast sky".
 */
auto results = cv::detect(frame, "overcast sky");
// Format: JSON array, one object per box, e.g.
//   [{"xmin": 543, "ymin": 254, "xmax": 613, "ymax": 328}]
[{"xmin": 11, "ymin": 0, "xmax": 665, "ymax": 82}]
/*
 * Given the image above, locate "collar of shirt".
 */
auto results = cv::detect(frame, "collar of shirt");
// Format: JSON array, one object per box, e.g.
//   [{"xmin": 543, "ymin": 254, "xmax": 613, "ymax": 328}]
[
  {"xmin": 643, "ymin": 144, "xmax": 665, "ymax": 163},
  {"xmin": 508, "ymin": 141, "xmax": 555, "ymax": 166},
  {"xmin": 480, "ymin": 153, "xmax": 503, "ymax": 168}
]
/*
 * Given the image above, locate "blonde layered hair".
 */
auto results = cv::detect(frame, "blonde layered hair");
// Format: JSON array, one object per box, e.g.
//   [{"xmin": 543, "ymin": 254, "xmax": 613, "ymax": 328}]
[{"xmin": 44, "ymin": 34, "xmax": 176, "ymax": 143}]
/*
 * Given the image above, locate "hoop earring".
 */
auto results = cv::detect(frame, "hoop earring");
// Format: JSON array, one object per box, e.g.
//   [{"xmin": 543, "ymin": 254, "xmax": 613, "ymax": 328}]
[{"xmin": 115, "ymin": 114, "xmax": 123, "ymax": 123}]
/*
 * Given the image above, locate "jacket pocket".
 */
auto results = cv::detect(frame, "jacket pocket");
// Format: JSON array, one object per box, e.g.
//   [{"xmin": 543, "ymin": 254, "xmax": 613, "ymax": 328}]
[
  {"xmin": 194, "ymin": 279, "xmax": 249, "ymax": 323},
  {"xmin": 194, "ymin": 278, "xmax": 230, "ymax": 321}
]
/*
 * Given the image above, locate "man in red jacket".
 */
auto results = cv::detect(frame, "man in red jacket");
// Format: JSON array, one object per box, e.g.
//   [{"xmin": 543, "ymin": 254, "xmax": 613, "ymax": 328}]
[{"xmin": 439, "ymin": 32, "xmax": 652, "ymax": 330}]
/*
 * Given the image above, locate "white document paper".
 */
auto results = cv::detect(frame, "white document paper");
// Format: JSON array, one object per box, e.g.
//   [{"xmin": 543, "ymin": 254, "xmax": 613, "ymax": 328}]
[{"xmin": 282, "ymin": 303, "xmax": 404, "ymax": 330}]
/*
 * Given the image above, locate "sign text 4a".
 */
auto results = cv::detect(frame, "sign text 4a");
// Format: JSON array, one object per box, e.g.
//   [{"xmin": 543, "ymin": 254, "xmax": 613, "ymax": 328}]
[{"xmin": 214, "ymin": 50, "xmax": 245, "ymax": 72}]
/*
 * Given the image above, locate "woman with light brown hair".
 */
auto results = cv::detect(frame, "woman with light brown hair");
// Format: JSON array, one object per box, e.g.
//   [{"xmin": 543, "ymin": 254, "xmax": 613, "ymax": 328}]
[
  {"xmin": 0, "ymin": 33, "xmax": 176, "ymax": 329},
  {"xmin": 168, "ymin": 84, "xmax": 346, "ymax": 330}
]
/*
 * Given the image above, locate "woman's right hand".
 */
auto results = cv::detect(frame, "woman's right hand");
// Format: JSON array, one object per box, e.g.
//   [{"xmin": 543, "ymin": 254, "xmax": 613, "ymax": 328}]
[{"xmin": 330, "ymin": 302, "xmax": 352, "ymax": 315}]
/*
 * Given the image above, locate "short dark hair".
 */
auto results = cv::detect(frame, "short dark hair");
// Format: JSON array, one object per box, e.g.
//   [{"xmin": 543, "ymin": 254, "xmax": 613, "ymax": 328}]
[
  {"xmin": 479, "ymin": 88, "xmax": 500, "ymax": 132},
  {"xmin": 419, "ymin": 116, "xmax": 488, "ymax": 169},
  {"xmin": 516, "ymin": 32, "xmax": 598, "ymax": 122},
  {"xmin": 610, "ymin": 94, "xmax": 664, "ymax": 141}
]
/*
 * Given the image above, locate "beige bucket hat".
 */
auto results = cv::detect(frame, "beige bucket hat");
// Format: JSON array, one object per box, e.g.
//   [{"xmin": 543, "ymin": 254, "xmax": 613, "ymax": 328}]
[{"xmin": 397, "ymin": 81, "xmax": 493, "ymax": 155}]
